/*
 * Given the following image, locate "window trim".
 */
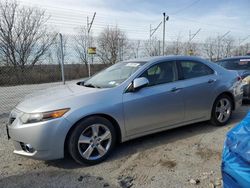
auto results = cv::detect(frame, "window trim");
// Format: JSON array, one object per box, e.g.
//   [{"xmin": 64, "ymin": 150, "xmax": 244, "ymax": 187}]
[
  {"xmin": 176, "ymin": 60, "xmax": 215, "ymax": 80},
  {"xmin": 137, "ymin": 60, "xmax": 178, "ymax": 88}
]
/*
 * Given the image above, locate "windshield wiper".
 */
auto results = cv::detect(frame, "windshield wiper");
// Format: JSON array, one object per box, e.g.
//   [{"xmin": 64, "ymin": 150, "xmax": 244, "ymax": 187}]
[{"xmin": 84, "ymin": 83, "xmax": 101, "ymax": 88}]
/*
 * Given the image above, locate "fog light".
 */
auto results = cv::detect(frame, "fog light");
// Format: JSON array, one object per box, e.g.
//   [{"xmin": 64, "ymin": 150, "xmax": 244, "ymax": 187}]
[
  {"xmin": 25, "ymin": 144, "xmax": 34, "ymax": 153},
  {"xmin": 20, "ymin": 142, "xmax": 34, "ymax": 153}
]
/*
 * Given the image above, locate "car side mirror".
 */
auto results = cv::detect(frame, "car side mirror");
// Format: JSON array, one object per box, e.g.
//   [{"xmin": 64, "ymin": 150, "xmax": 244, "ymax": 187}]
[
  {"xmin": 77, "ymin": 81, "xmax": 85, "ymax": 86},
  {"xmin": 133, "ymin": 77, "xmax": 149, "ymax": 91}
]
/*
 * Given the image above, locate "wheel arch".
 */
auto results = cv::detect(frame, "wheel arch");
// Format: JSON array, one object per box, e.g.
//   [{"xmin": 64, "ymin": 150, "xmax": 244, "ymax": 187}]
[
  {"xmin": 211, "ymin": 91, "xmax": 235, "ymax": 115},
  {"xmin": 64, "ymin": 113, "xmax": 122, "ymax": 157},
  {"xmin": 214, "ymin": 91, "xmax": 235, "ymax": 110}
]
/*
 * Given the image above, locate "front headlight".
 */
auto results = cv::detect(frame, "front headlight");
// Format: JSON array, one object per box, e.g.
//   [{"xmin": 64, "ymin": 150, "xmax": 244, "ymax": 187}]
[
  {"xmin": 242, "ymin": 75, "xmax": 250, "ymax": 84},
  {"xmin": 20, "ymin": 108, "xmax": 70, "ymax": 124}
]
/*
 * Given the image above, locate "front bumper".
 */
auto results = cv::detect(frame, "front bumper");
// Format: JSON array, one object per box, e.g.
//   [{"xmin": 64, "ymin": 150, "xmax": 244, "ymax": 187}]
[{"xmin": 7, "ymin": 115, "xmax": 72, "ymax": 160}]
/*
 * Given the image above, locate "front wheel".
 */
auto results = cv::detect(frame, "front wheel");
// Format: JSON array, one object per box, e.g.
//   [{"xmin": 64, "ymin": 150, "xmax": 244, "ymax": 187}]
[
  {"xmin": 210, "ymin": 95, "xmax": 233, "ymax": 126},
  {"xmin": 68, "ymin": 116, "xmax": 116, "ymax": 165}
]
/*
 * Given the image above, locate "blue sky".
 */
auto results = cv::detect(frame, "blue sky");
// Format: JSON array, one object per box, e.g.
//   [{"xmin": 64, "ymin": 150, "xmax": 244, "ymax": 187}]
[{"xmin": 17, "ymin": 0, "xmax": 250, "ymax": 43}]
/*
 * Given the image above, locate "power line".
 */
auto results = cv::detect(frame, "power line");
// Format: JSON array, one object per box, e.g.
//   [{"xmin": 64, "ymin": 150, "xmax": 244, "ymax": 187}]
[
  {"xmin": 49, "ymin": 17, "xmax": 152, "ymax": 30},
  {"xmin": 170, "ymin": 16, "xmax": 250, "ymax": 32},
  {"xmin": 16, "ymin": 0, "xmax": 250, "ymax": 41},
  {"xmin": 19, "ymin": 0, "xmax": 157, "ymax": 21},
  {"xmin": 52, "ymin": 15, "xmax": 249, "ymax": 34},
  {"xmin": 170, "ymin": 0, "xmax": 201, "ymax": 15},
  {"xmin": 44, "ymin": 16, "xmax": 250, "ymax": 37},
  {"xmin": 18, "ymin": 0, "xmax": 249, "ymax": 33},
  {"xmin": 48, "ymin": 22, "xmax": 151, "ymax": 34}
]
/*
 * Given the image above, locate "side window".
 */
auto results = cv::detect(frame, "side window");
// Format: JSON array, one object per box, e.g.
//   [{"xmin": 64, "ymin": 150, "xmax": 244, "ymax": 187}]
[
  {"xmin": 140, "ymin": 61, "xmax": 176, "ymax": 86},
  {"xmin": 180, "ymin": 61, "xmax": 214, "ymax": 79}
]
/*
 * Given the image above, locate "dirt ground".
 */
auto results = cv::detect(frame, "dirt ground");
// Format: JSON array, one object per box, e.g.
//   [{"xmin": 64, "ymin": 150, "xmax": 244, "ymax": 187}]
[{"xmin": 0, "ymin": 83, "xmax": 249, "ymax": 188}]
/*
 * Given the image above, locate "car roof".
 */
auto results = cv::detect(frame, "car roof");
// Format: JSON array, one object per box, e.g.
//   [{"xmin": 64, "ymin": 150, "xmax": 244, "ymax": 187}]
[
  {"xmin": 217, "ymin": 56, "xmax": 250, "ymax": 61},
  {"xmin": 122, "ymin": 55, "xmax": 207, "ymax": 64}
]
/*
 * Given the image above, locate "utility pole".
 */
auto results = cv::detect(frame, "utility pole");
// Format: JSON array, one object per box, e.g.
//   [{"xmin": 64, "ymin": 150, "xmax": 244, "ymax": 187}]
[
  {"xmin": 239, "ymin": 35, "xmax": 250, "ymax": 45},
  {"xmin": 149, "ymin": 13, "xmax": 169, "ymax": 56},
  {"xmin": 238, "ymin": 35, "xmax": 250, "ymax": 55},
  {"xmin": 118, "ymin": 38, "xmax": 122, "ymax": 61},
  {"xmin": 86, "ymin": 12, "xmax": 96, "ymax": 77},
  {"xmin": 59, "ymin": 33, "xmax": 65, "ymax": 85},
  {"xmin": 158, "ymin": 40, "xmax": 161, "ymax": 55},
  {"xmin": 87, "ymin": 16, "xmax": 89, "ymax": 75},
  {"xmin": 149, "ymin": 24, "xmax": 152, "ymax": 54},
  {"xmin": 149, "ymin": 21, "xmax": 162, "ymax": 56},
  {"xmin": 162, "ymin": 12, "xmax": 169, "ymax": 56},
  {"xmin": 189, "ymin": 28, "xmax": 201, "ymax": 43},
  {"xmin": 188, "ymin": 28, "xmax": 201, "ymax": 55},
  {"xmin": 217, "ymin": 31, "xmax": 230, "ymax": 60}
]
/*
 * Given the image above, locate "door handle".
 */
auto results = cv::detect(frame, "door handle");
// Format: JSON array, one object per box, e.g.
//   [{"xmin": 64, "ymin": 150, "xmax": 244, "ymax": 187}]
[
  {"xmin": 208, "ymin": 79, "xmax": 216, "ymax": 84},
  {"xmin": 171, "ymin": 87, "xmax": 182, "ymax": 92}
]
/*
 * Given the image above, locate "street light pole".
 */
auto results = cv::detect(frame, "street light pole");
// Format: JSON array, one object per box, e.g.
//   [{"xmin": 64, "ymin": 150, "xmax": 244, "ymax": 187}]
[
  {"xmin": 162, "ymin": 13, "xmax": 169, "ymax": 56},
  {"xmin": 59, "ymin": 33, "xmax": 65, "ymax": 85},
  {"xmin": 163, "ymin": 12, "xmax": 166, "ymax": 56},
  {"xmin": 87, "ymin": 12, "xmax": 96, "ymax": 77},
  {"xmin": 149, "ymin": 13, "xmax": 169, "ymax": 56},
  {"xmin": 87, "ymin": 16, "xmax": 90, "ymax": 77}
]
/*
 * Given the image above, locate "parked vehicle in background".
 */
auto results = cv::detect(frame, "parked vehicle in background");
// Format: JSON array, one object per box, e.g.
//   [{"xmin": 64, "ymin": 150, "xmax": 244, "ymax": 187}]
[
  {"xmin": 217, "ymin": 56, "xmax": 250, "ymax": 100},
  {"xmin": 7, "ymin": 56, "xmax": 243, "ymax": 165},
  {"xmin": 222, "ymin": 112, "xmax": 250, "ymax": 188}
]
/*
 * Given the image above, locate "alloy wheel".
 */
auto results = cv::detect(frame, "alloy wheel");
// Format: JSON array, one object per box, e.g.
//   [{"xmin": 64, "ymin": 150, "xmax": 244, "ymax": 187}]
[
  {"xmin": 77, "ymin": 124, "xmax": 112, "ymax": 160},
  {"xmin": 215, "ymin": 98, "xmax": 232, "ymax": 123}
]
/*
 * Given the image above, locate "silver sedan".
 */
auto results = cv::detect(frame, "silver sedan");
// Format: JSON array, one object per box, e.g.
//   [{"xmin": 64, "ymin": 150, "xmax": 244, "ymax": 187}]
[{"xmin": 7, "ymin": 56, "xmax": 243, "ymax": 165}]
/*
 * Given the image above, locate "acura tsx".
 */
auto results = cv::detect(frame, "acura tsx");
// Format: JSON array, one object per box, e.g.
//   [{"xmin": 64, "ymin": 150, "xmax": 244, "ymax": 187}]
[{"xmin": 7, "ymin": 56, "xmax": 243, "ymax": 164}]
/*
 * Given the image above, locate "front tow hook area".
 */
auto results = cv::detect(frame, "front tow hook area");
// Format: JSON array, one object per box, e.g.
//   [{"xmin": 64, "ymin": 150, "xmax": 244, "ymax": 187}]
[{"xmin": 6, "ymin": 124, "xmax": 10, "ymax": 140}]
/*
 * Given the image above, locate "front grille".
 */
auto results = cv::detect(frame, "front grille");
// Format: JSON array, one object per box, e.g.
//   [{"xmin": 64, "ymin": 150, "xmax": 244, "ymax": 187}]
[{"xmin": 8, "ymin": 108, "xmax": 21, "ymax": 125}]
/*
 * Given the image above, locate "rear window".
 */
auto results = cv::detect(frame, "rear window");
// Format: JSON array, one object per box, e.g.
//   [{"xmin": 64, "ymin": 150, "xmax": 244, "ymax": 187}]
[
  {"xmin": 218, "ymin": 59, "xmax": 250, "ymax": 70},
  {"xmin": 179, "ymin": 61, "xmax": 214, "ymax": 79}
]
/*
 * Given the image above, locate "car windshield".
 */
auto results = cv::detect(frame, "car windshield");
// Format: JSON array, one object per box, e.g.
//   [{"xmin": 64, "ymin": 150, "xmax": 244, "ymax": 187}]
[
  {"xmin": 217, "ymin": 58, "xmax": 250, "ymax": 70},
  {"xmin": 84, "ymin": 61, "xmax": 146, "ymax": 88}
]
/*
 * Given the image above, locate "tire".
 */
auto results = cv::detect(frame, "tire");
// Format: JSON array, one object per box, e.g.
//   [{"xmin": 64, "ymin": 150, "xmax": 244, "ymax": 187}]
[
  {"xmin": 67, "ymin": 116, "xmax": 116, "ymax": 165},
  {"xmin": 210, "ymin": 94, "xmax": 233, "ymax": 126}
]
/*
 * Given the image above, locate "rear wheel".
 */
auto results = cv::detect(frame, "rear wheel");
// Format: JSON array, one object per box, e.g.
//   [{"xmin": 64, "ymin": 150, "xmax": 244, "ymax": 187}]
[
  {"xmin": 210, "ymin": 94, "xmax": 233, "ymax": 126},
  {"xmin": 68, "ymin": 116, "xmax": 116, "ymax": 165}
]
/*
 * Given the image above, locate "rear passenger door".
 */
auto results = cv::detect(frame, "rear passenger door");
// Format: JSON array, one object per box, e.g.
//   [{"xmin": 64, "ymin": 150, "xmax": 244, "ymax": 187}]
[{"xmin": 177, "ymin": 60, "xmax": 217, "ymax": 121}]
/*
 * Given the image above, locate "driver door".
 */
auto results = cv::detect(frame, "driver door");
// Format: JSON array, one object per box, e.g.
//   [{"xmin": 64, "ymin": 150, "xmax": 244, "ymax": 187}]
[{"xmin": 122, "ymin": 61, "xmax": 185, "ymax": 136}]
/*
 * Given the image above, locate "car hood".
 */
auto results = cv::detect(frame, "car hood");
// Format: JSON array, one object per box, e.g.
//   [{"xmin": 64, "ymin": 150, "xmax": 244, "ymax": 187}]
[{"xmin": 16, "ymin": 83, "xmax": 103, "ymax": 112}]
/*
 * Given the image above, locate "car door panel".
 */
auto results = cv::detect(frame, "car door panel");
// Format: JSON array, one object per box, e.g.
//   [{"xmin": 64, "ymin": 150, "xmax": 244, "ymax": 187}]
[
  {"xmin": 177, "ymin": 60, "xmax": 217, "ymax": 121},
  {"xmin": 122, "ymin": 60, "xmax": 186, "ymax": 136},
  {"xmin": 180, "ymin": 75, "xmax": 217, "ymax": 120},
  {"xmin": 123, "ymin": 81, "xmax": 184, "ymax": 136}
]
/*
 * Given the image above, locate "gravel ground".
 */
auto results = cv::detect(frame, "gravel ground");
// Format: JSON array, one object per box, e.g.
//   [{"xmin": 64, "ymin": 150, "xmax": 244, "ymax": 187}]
[{"xmin": 0, "ymin": 82, "xmax": 249, "ymax": 188}]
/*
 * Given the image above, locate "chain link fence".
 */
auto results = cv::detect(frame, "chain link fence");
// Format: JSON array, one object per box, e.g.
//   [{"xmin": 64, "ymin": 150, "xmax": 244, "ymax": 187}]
[
  {"xmin": 0, "ymin": 33, "xmax": 109, "ymax": 115},
  {"xmin": 1, "ymin": 31, "xmax": 250, "ymax": 116}
]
